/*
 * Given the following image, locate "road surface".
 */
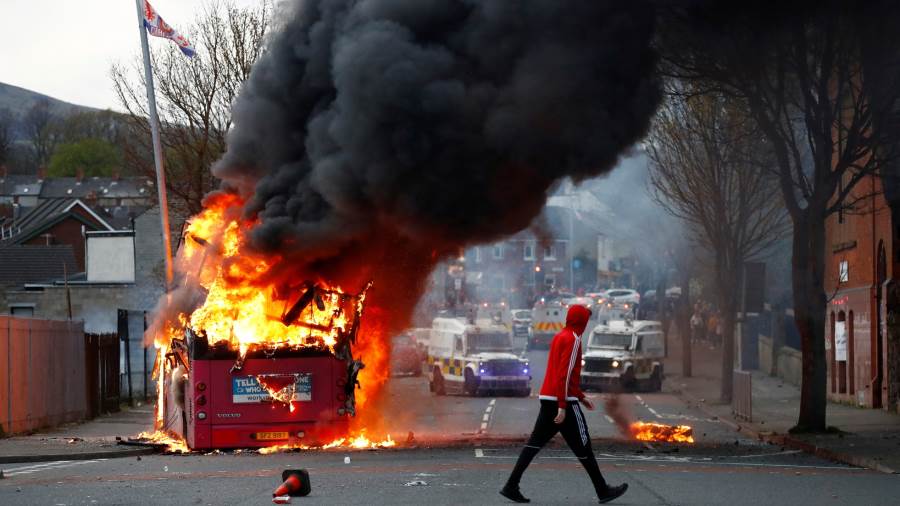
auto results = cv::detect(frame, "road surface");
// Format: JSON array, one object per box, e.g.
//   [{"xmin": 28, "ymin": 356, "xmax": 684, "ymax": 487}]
[{"xmin": 3, "ymin": 350, "xmax": 896, "ymax": 505}]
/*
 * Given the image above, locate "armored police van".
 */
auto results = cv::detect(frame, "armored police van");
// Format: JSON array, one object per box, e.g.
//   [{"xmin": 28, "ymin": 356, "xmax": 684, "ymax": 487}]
[
  {"xmin": 580, "ymin": 319, "xmax": 665, "ymax": 392},
  {"xmin": 427, "ymin": 317, "xmax": 531, "ymax": 397}
]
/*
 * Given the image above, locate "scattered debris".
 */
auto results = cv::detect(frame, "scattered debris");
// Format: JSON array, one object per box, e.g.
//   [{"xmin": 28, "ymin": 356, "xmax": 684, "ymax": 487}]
[
  {"xmin": 343, "ymin": 456, "xmax": 351, "ymax": 464},
  {"xmin": 404, "ymin": 480, "xmax": 428, "ymax": 487}
]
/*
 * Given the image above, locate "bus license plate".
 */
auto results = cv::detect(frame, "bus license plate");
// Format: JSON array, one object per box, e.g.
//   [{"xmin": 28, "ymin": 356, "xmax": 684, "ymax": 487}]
[{"xmin": 255, "ymin": 431, "xmax": 289, "ymax": 441}]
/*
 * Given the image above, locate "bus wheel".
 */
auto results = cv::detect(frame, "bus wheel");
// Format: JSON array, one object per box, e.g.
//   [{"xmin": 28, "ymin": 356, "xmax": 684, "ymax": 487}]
[
  {"xmin": 464, "ymin": 369, "xmax": 478, "ymax": 396},
  {"xmin": 431, "ymin": 368, "xmax": 446, "ymax": 396}
]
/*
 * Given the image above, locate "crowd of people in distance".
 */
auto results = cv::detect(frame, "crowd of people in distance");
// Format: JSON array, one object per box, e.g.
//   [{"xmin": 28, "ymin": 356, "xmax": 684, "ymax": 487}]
[{"xmin": 690, "ymin": 301, "xmax": 722, "ymax": 348}]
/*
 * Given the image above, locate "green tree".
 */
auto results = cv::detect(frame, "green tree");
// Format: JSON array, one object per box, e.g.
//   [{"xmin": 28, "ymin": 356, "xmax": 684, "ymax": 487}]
[{"xmin": 48, "ymin": 138, "xmax": 121, "ymax": 177}]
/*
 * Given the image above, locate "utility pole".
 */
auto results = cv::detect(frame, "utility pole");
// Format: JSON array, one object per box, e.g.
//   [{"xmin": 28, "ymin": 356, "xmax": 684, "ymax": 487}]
[{"xmin": 134, "ymin": 0, "xmax": 175, "ymax": 292}]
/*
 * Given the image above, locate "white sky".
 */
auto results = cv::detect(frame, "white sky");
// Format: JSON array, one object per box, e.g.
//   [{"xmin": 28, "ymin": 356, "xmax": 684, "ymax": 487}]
[{"xmin": 0, "ymin": 0, "xmax": 261, "ymax": 111}]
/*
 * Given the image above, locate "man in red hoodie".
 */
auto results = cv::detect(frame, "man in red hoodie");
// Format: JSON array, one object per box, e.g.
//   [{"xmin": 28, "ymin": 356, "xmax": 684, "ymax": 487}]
[{"xmin": 500, "ymin": 304, "xmax": 628, "ymax": 504}]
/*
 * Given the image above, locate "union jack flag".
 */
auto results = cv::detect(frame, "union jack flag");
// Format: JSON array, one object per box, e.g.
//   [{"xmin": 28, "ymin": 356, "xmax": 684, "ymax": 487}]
[{"xmin": 142, "ymin": 0, "xmax": 195, "ymax": 57}]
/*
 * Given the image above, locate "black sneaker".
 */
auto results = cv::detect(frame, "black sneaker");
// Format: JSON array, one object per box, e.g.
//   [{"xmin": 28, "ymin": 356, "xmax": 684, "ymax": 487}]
[
  {"xmin": 500, "ymin": 485, "xmax": 531, "ymax": 503},
  {"xmin": 598, "ymin": 483, "xmax": 628, "ymax": 504}
]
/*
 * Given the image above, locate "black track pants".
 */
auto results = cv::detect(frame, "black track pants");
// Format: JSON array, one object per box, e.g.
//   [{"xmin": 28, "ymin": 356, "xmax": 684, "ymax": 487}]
[{"xmin": 504, "ymin": 400, "xmax": 608, "ymax": 495}]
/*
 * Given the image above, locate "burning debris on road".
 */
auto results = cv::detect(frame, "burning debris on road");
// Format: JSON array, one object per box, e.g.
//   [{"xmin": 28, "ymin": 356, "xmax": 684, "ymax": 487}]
[
  {"xmin": 630, "ymin": 421, "xmax": 695, "ymax": 444},
  {"xmin": 604, "ymin": 395, "xmax": 695, "ymax": 444}
]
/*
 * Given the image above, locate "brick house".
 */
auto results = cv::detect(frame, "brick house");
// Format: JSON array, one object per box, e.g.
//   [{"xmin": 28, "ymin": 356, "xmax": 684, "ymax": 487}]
[
  {"xmin": 463, "ymin": 206, "xmax": 572, "ymax": 307},
  {"xmin": 824, "ymin": 172, "xmax": 898, "ymax": 408}
]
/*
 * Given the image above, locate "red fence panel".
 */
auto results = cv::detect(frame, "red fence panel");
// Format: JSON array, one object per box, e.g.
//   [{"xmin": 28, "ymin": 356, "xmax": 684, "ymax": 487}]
[{"xmin": 0, "ymin": 317, "xmax": 86, "ymax": 435}]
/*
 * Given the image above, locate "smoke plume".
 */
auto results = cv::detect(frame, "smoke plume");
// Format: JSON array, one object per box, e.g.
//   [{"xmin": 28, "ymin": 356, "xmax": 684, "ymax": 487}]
[
  {"xmin": 213, "ymin": 0, "xmax": 660, "ymax": 303},
  {"xmin": 146, "ymin": 1, "xmax": 661, "ymax": 424}
]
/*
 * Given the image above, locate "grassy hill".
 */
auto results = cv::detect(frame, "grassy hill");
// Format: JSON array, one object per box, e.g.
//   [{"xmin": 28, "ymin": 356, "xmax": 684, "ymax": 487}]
[{"xmin": 0, "ymin": 82, "xmax": 95, "ymax": 119}]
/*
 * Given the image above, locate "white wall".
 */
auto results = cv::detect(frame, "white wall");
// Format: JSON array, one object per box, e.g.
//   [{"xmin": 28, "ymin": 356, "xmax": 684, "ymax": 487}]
[{"xmin": 86, "ymin": 234, "xmax": 135, "ymax": 283}]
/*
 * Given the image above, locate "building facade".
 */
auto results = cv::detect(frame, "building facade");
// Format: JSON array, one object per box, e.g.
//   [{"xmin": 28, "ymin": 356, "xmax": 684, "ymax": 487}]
[{"xmin": 824, "ymin": 172, "xmax": 898, "ymax": 409}]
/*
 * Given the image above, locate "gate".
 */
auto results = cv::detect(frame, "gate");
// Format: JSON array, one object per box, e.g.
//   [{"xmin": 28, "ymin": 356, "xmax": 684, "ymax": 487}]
[
  {"xmin": 84, "ymin": 332, "xmax": 121, "ymax": 417},
  {"xmin": 732, "ymin": 369, "xmax": 752, "ymax": 422}
]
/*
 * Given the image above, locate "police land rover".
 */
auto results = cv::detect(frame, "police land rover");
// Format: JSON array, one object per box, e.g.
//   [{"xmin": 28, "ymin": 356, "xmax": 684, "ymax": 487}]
[
  {"xmin": 581, "ymin": 319, "xmax": 665, "ymax": 392},
  {"xmin": 427, "ymin": 316, "xmax": 531, "ymax": 397}
]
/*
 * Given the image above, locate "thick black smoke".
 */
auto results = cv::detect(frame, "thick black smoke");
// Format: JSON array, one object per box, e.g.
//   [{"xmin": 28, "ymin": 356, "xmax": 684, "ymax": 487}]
[{"xmin": 214, "ymin": 0, "xmax": 661, "ymax": 265}]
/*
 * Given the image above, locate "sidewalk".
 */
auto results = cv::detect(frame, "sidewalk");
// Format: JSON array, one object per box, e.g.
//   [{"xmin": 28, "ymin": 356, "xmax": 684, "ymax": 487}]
[
  {"xmin": 664, "ymin": 331, "xmax": 900, "ymax": 474},
  {"xmin": 0, "ymin": 404, "xmax": 156, "ymax": 464}
]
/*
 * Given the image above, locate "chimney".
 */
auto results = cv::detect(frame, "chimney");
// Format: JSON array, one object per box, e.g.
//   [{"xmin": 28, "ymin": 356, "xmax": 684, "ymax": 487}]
[
  {"xmin": 76, "ymin": 167, "xmax": 85, "ymax": 182},
  {"xmin": 37, "ymin": 166, "xmax": 46, "ymax": 180}
]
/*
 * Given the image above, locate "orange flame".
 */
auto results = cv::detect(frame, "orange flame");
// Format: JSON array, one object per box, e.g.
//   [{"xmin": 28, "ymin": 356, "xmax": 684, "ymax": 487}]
[
  {"xmin": 150, "ymin": 193, "xmax": 388, "ymax": 441},
  {"xmin": 258, "ymin": 432, "xmax": 396, "ymax": 454},
  {"xmin": 629, "ymin": 421, "xmax": 694, "ymax": 443},
  {"xmin": 136, "ymin": 430, "xmax": 190, "ymax": 453}
]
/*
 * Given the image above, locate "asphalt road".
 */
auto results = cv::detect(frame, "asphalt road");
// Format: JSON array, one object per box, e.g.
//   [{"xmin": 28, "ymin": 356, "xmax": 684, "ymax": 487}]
[
  {"xmin": 3, "ymin": 349, "xmax": 896, "ymax": 505},
  {"xmin": 1, "ymin": 446, "xmax": 893, "ymax": 505},
  {"xmin": 383, "ymin": 350, "xmax": 739, "ymax": 443}
]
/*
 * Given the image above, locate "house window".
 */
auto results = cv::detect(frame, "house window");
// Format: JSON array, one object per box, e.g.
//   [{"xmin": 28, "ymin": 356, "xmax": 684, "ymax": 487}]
[
  {"xmin": 544, "ymin": 274, "xmax": 556, "ymax": 289},
  {"xmin": 524, "ymin": 242, "xmax": 535, "ymax": 261},
  {"xmin": 493, "ymin": 243, "xmax": 504, "ymax": 260},
  {"xmin": 838, "ymin": 260, "xmax": 849, "ymax": 283},
  {"xmin": 474, "ymin": 247, "xmax": 482, "ymax": 263},
  {"xmin": 9, "ymin": 304, "xmax": 34, "ymax": 317},
  {"xmin": 543, "ymin": 245, "xmax": 556, "ymax": 260}
]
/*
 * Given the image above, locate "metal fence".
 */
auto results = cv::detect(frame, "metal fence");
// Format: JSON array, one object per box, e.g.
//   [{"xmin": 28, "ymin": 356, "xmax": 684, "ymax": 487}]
[
  {"xmin": 0, "ymin": 316, "xmax": 86, "ymax": 434},
  {"xmin": 84, "ymin": 332, "xmax": 121, "ymax": 417},
  {"xmin": 732, "ymin": 369, "xmax": 752, "ymax": 422}
]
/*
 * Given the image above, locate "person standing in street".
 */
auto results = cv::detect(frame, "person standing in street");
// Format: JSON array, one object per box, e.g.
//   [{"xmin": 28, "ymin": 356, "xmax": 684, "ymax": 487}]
[{"xmin": 500, "ymin": 304, "xmax": 629, "ymax": 504}]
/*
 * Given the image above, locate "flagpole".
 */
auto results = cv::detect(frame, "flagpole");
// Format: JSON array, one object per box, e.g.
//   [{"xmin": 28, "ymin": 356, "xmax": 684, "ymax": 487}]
[{"xmin": 134, "ymin": 0, "xmax": 174, "ymax": 292}]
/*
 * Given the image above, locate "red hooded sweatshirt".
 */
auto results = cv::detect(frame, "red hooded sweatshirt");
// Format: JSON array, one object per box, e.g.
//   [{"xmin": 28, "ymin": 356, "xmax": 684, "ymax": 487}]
[{"xmin": 539, "ymin": 304, "xmax": 591, "ymax": 408}]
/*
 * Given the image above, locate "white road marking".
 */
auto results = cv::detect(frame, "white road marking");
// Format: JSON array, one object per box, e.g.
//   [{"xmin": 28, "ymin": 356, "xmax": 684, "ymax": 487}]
[
  {"xmin": 635, "ymin": 395, "xmax": 643, "ymax": 402},
  {"xmin": 735, "ymin": 450, "xmax": 803, "ymax": 458},
  {"xmin": 604, "ymin": 415, "xmax": 615, "ymax": 424},
  {"xmin": 474, "ymin": 449, "xmax": 485, "ymax": 458},
  {"xmin": 647, "ymin": 406, "xmax": 662, "ymax": 418},
  {"xmin": 2, "ymin": 461, "xmax": 68, "ymax": 473},
  {"xmin": 478, "ymin": 398, "xmax": 497, "ymax": 435},
  {"xmin": 2, "ymin": 459, "xmax": 108, "ymax": 477},
  {"xmin": 473, "ymin": 452, "xmax": 861, "ymax": 470}
]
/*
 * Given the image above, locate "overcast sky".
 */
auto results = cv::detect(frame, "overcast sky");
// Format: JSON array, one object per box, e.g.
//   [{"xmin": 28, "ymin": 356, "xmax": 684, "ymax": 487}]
[{"xmin": 0, "ymin": 0, "xmax": 261, "ymax": 111}]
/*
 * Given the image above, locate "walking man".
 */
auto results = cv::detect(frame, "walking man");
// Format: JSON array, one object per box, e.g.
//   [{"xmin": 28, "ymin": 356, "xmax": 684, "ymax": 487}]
[{"xmin": 500, "ymin": 304, "xmax": 628, "ymax": 503}]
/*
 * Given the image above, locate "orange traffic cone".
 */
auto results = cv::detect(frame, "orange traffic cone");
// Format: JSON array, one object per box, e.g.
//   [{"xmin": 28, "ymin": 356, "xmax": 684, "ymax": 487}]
[{"xmin": 273, "ymin": 469, "xmax": 311, "ymax": 498}]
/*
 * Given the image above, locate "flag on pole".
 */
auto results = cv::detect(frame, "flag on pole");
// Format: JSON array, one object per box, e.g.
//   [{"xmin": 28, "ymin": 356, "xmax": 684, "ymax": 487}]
[{"xmin": 142, "ymin": 0, "xmax": 195, "ymax": 57}]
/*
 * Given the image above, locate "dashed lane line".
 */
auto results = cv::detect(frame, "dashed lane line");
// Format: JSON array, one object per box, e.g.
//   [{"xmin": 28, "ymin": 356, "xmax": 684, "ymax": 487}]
[{"xmin": 479, "ymin": 398, "xmax": 497, "ymax": 434}]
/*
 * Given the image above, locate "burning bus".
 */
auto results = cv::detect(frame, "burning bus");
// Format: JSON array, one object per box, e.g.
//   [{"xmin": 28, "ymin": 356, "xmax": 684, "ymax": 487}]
[
  {"xmin": 147, "ymin": 196, "xmax": 389, "ymax": 451},
  {"xmin": 160, "ymin": 282, "xmax": 370, "ymax": 450}
]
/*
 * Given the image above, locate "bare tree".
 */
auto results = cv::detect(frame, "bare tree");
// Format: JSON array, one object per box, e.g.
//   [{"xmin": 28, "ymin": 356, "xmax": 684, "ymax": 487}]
[
  {"xmin": 0, "ymin": 108, "xmax": 13, "ymax": 167},
  {"xmin": 111, "ymin": 0, "xmax": 270, "ymax": 217},
  {"xmin": 657, "ymin": 3, "xmax": 900, "ymax": 431},
  {"xmin": 22, "ymin": 99, "xmax": 61, "ymax": 168},
  {"xmin": 648, "ymin": 90, "xmax": 789, "ymax": 402}
]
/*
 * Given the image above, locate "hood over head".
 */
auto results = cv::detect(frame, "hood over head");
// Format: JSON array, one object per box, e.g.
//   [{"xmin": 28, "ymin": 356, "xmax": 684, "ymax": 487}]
[{"xmin": 566, "ymin": 304, "xmax": 592, "ymax": 336}]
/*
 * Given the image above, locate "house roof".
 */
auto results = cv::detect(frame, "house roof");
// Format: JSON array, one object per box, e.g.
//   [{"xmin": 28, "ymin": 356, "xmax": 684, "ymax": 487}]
[
  {"xmin": 0, "ymin": 175, "xmax": 42, "ymax": 197},
  {"xmin": 0, "ymin": 244, "xmax": 79, "ymax": 287},
  {"xmin": 38, "ymin": 177, "xmax": 154, "ymax": 199},
  {"xmin": 1, "ymin": 198, "xmax": 116, "ymax": 245}
]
